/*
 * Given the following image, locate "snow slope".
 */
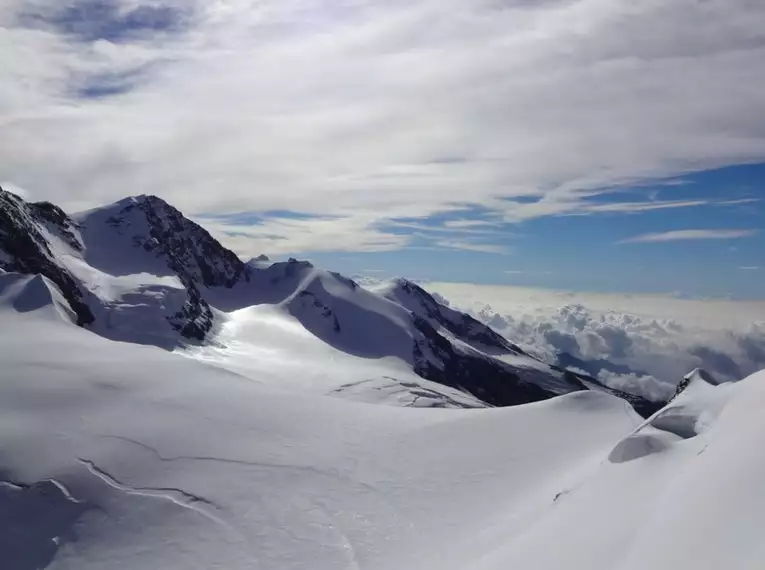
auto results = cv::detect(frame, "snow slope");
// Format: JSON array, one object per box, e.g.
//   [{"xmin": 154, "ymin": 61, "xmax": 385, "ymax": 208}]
[
  {"xmin": 182, "ymin": 303, "xmax": 487, "ymax": 408},
  {"xmin": 2, "ymin": 294, "xmax": 764, "ymax": 569},
  {"xmin": 0, "ymin": 270, "xmax": 77, "ymax": 323}
]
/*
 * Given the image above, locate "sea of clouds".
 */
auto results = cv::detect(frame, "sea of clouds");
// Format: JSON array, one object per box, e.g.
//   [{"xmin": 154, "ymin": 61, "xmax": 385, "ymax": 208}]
[{"xmin": 426, "ymin": 282, "xmax": 765, "ymax": 401}]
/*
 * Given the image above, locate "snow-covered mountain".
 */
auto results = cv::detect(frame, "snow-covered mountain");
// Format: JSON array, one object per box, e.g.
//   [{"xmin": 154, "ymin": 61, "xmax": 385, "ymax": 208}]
[
  {"xmin": 0, "ymin": 186, "xmax": 661, "ymax": 413},
  {"xmin": 1, "ymin": 288, "xmax": 762, "ymax": 570}
]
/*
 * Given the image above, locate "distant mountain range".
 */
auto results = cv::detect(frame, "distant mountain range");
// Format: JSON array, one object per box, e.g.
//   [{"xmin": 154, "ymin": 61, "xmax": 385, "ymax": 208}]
[{"xmin": 0, "ymin": 187, "xmax": 663, "ymax": 416}]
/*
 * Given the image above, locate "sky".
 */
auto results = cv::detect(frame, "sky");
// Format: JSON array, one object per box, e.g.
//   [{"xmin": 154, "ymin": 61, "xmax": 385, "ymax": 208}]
[{"xmin": 1, "ymin": 0, "xmax": 764, "ymax": 298}]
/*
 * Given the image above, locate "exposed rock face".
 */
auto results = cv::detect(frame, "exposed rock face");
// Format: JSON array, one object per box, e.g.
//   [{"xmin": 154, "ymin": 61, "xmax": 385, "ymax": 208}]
[
  {"xmin": 412, "ymin": 315, "xmax": 553, "ymax": 406},
  {"xmin": 0, "ymin": 188, "xmax": 94, "ymax": 325},
  {"xmin": 388, "ymin": 278, "xmax": 524, "ymax": 353},
  {"xmin": 96, "ymin": 195, "xmax": 252, "ymax": 339},
  {"xmin": 166, "ymin": 291, "xmax": 214, "ymax": 341},
  {"xmin": 104, "ymin": 195, "xmax": 250, "ymax": 290},
  {"xmin": 1, "ymin": 190, "xmax": 250, "ymax": 339}
]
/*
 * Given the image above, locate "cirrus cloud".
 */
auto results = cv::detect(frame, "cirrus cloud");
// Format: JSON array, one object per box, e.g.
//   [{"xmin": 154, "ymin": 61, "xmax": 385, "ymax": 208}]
[
  {"xmin": 621, "ymin": 229, "xmax": 758, "ymax": 244},
  {"xmin": 1, "ymin": 0, "xmax": 765, "ymax": 255}
]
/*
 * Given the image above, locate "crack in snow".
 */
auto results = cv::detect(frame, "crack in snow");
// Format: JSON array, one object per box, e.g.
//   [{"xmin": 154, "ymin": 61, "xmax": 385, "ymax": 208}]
[
  {"xmin": 76, "ymin": 458, "xmax": 231, "ymax": 529},
  {"xmin": 1, "ymin": 477, "xmax": 85, "ymax": 504},
  {"xmin": 331, "ymin": 378, "xmax": 476, "ymax": 409},
  {"xmin": 97, "ymin": 434, "xmax": 380, "ymax": 493}
]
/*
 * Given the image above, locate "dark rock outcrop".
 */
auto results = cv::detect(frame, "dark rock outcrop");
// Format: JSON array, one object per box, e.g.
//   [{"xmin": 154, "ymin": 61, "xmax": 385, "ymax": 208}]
[
  {"xmin": 412, "ymin": 315, "xmax": 553, "ymax": 406},
  {"xmin": 100, "ymin": 195, "xmax": 253, "ymax": 339},
  {"xmin": 0, "ymin": 188, "xmax": 94, "ymax": 325},
  {"xmin": 105, "ymin": 195, "xmax": 250, "ymax": 290},
  {"xmin": 385, "ymin": 278, "xmax": 525, "ymax": 354}
]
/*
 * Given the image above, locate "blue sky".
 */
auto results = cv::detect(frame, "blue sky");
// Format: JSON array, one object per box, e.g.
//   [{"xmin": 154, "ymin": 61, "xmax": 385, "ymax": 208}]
[
  {"xmin": 248, "ymin": 163, "xmax": 763, "ymax": 299},
  {"xmin": 2, "ymin": 0, "xmax": 765, "ymax": 299}
]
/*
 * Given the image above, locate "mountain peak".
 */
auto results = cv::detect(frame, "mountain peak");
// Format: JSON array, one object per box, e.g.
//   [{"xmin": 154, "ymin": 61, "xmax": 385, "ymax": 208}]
[
  {"xmin": 670, "ymin": 368, "xmax": 723, "ymax": 402},
  {"xmin": 77, "ymin": 193, "xmax": 249, "ymax": 289},
  {"xmin": 114, "ymin": 194, "xmax": 168, "ymax": 207}
]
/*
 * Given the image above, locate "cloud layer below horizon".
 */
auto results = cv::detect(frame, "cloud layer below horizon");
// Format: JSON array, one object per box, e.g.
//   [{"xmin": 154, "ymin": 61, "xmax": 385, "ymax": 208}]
[
  {"xmin": 2, "ymin": 0, "xmax": 765, "ymax": 256},
  {"xmin": 427, "ymin": 281, "xmax": 765, "ymax": 401}
]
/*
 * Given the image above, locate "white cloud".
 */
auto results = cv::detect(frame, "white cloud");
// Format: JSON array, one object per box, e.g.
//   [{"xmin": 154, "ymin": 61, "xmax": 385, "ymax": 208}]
[
  {"xmin": 195, "ymin": 212, "xmax": 409, "ymax": 256},
  {"xmin": 0, "ymin": 181, "xmax": 32, "ymax": 200},
  {"xmin": 1, "ymin": 0, "xmax": 765, "ymax": 255},
  {"xmin": 740, "ymin": 266, "xmax": 760, "ymax": 271},
  {"xmin": 427, "ymin": 282, "xmax": 765, "ymax": 401},
  {"xmin": 621, "ymin": 229, "xmax": 758, "ymax": 243},
  {"xmin": 384, "ymin": 220, "xmax": 503, "ymax": 235},
  {"xmin": 442, "ymin": 219, "xmax": 500, "ymax": 229},
  {"xmin": 597, "ymin": 370, "xmax": 672, "ymax": 403},
  {"xmin": 579, "ymin": 199, "xmax": 708, "ymax": 214},
  {"xmin": 433, "ymin": 239, "xmax": 511, "ymax": 254}
]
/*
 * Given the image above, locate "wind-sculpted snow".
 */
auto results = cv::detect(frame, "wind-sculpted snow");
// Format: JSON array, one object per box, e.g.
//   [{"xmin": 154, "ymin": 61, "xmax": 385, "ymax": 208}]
[
  {"xmin": 0, "ymin": 272, "xmax": 77, "ymax": 323},
  {"xmin": 609, "ymin": 367, "xmax": 735, "ymax": 463},
  {"xmin": 1, "ymin": 310, "xmax": 763, "ymax": 569}
]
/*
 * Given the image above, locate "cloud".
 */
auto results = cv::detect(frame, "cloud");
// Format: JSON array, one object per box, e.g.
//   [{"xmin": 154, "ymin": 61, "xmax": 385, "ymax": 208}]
[
  {"xmin": 426, "ymin": 282, "xmax": 765, "ymax": 401},
  {"xmin": 720, "ymin": 198, "xmax": 761, "ymax": 206},
  {"xmin": 740, "ymin": 266, "xmax": 760, "ymax": 271},
  {"xmin": 577, "ymin": 199, "xmax": 708, "ymax": 214},
  {"xmin": 433, "ymin": 239, "xmax": 511, "ymax": 254},
  {"xmin": 443, "ymin": 219, "xmax": 500, "ymax": 229},
  {"xmin": 597, "ymin": 370, "xmax": 672, "ymax": 403},
  {"xmin": 504, "ymin": 269, "xmax": 554, "ymax": 277},
  {"xmin": 0, "ymin": 181, "xmax": 32, "ymax": 200},
  {"xmin": 621, "ymin": 229, "xmax": 758, "ymax": 243},
  {"xmin": 196, "ymin": 212, "xmax": 410, "ymax": 256},
  {"xmin": 2, "ymin": 0, "xmax": 765, "ymax": 255},
  {"xmin": 511, "ymin": 196, "xmax": 761, "ymax": 219},
  {"xmin": 384, "ymin": 219, "xmax": 504, "ymax": 235}
]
